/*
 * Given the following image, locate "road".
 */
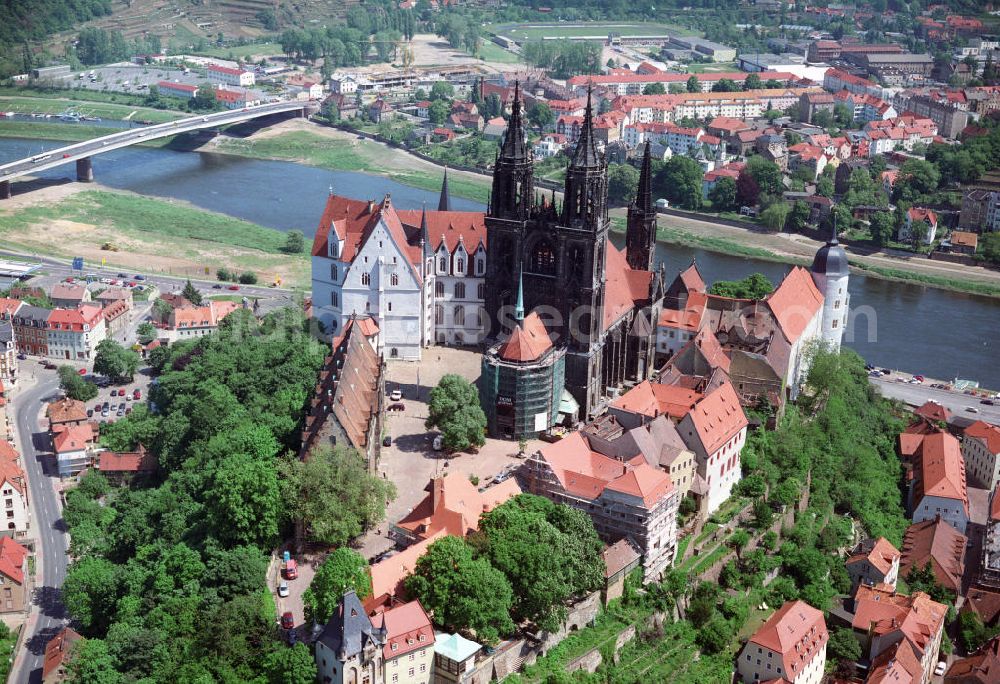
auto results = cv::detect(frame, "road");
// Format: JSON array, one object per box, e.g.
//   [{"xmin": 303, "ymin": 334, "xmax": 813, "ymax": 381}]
[
  {"xmin": 0, "ymin": 101, "xmax": 306, "ymax": 187},
  {"xmin": 869, "ymin": 376, "xmax": 1000, "ymax": 425},
  {"xmin": 11, "ymin": 367, "xmax": 66, "ymax": 684}
]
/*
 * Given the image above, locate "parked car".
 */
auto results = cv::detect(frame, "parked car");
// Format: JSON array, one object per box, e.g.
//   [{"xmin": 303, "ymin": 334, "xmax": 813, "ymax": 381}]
[
  {"xmin": 134, "ymin": 274, "xmax": 146, "ymax": 280},
  {"xmin": 389, "ymin": 389, "xmax": 402, "ymax": 401},
  {"xmin": 16, "ymin": 353, "xmax": 26, "ymax": 360},
  {"xmin": 433, "ymin": 435, "xmax": 444, "ymax": 451},
  {"xmin": 101, "ymin": 409, "xmax": 109, "ymax": 418},
  {"xmin": 981, "ymin": 399, "xmax": 995, "ymax": 406},
  {"xmin": 280, "ymin": 612, "xmax": 294, "ymax": 630},
  {"xmin": 212, "ymin": 284, "xmax": 222, "ymax": 289},
  {"xmin": 914, "ymin": 374, "xmax": 925, "ymax": 382},
  {"xmin": 117, "ymin": 273, "xmax": 127, "ymax": 278},
  {"xmin": 277, "ymin": 581, "xmax": 289, "ymax": 598},
  {"xmin": 934, "ymin": 662, "xmax": 947, "ymax": 676},
  {"xmin": 383, "ymin": 435, "xmax": 392, "ymax": 447},
  {"xmin": 77, "ymin": 367, "xmax": 87, "ymax": 375},
  {"xmin": 228, "ymin": 285, "xmax": 240, "ymax": 291},
  {"xmin": 387, "ymin": 403, "xmax": 405, "ymax": 412},
  {"xmin": 86, "ymin": 409, "xmax": 93, "ymax": 417},
  {"xmin": 133, "ymin": 388, "xmax": 141, "ymax": 400},
  {"xmin": 43, "ymin": 361, "xmax": 57, "ymax": 370},
  {"xmin": 966, "ymin": 407, "xmax": 980, "ymax": 413}
]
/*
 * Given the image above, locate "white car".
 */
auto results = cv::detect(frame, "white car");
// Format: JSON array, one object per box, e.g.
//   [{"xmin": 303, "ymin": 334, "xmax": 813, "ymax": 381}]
[
  {"xmin": 934, "ymin": 661, "xmax": 947, "ymax": 676},
  {"xmin": 432, "ymin": 435, "xmax": 444, "ymax": 451},
  {"xmin": 278, "ymin": 581, "xmax": 289, "ymax": 598},
  {"xmin": 389, "ymin": 389, "xmax": 402, "ymax": 401}
]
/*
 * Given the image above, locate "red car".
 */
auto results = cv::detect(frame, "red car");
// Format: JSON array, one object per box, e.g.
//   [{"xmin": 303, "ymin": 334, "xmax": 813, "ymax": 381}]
[
  {"xmin": 280, "ymin": 612, "xmax": 294, "ymax": 630},
  {"xmin": 228, "ymin": 285, "xmax": 240, "ymax": 291},
  {"xmin": 133, "ymin": 388, "xmax": 141, "ymax": 400},
  {"xmin": 77, "ymin": 368, "xmax": 87, "ymax": 375}
]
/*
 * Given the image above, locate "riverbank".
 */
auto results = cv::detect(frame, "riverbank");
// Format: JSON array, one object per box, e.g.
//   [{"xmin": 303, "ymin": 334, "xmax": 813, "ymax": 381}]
[
  {"xmin": 0, "ymin": 95, "xmax": 184, "ymax": 124},
  {"xmin": 0, "ymin": 121, "xmax": 179, "ymax": 146},
  {"xmin": 0, "ymin": 186, "xmax": 309, "ymax": 289}
]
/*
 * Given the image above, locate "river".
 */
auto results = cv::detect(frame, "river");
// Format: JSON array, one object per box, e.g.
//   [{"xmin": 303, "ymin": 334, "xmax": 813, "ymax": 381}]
[{"xmin": 1, "ymin": 135, "xmax": 997, "ymax": 388}]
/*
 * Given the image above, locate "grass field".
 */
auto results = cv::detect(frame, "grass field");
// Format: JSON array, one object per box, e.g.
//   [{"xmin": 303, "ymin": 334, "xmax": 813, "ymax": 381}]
[
  {"xmin": 495, "ymin": 21, "xmax": 698, "ymax": 41},
  {"xmin": 191, "ymin": 42, "xmax": 283, "ymax": 59},
  {"xmin": 0, "ymin": 120, "xmax": 180, "ymax": 146},
  {"xmin": 0, "ymin": 190, "xmax": 309, "ymax": 288},
  {"xmin": 476, "ymin": 41, "xmax": 524, "ymax": 65},
  {"xmin": 0, "ymin": 96, "xmax": 184, "ymax": 123},
  {"xmin": 686, "ymin": 61, "xmax": 740, "ymax": 73}
]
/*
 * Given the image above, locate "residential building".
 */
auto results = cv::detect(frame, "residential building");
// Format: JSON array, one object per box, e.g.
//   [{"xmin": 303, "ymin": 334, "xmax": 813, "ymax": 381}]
[
  {"xmin": 433, "ymin": 633, "xmax": 481, "ymax": 684},
  {"xmin": 981, "ymin": 489, "xmax": 1000, "ymax": 589},
  {"xmin": 963, "ymin": 420, "xmax": 1000, "ymax": 490},
  {"xmin": 102, "ymin": 299, "xmax": 130, "ymax": 340},
  {"xmin": 566, "ymin": 70, "xmax": 797, "ymax": 96},
  {"xmin": 329, "ymin": 75, "xmax": 360, "ymax": 94},
  {"xmin": 482, "ymin": 116, "xmax": 507, "ymax": 139},
  {"xmin": 946, "ymin": 231, "xmax": 979, "ymax": 255},
  {"xmin": 823, "ymin": 68, "xmax": 886, "ymax": 99},
  {"xmin": 368, "ymin": 532, "xmax": 443, "ymax": 607},
  {"xmin": 521, "ymin": 430, "xmax": 679, "ymax": 581},
  {"xmin": 42, "ymin": 627, "xmax": 84, "ymax": 684},
  {"xmin": 11, "ymin": 305, "xmax": 50, "ymax": 356},
  {"xmin": 94, "ymin": 287, "xmax": 133, "ymax": 311},
  {"xmin": 737, "ymin": 600, "xmax": 828, "ymax": 684},
  {"xmin": 0, "ymin": 442, "xmax": 29, "ymax": 537},
  {"xmin": 165, "ymin": 300, "xmax": 239, "ymax": 341},
  {"xmin": 676, "ymin": 379, "xmax": 748, "ymax": 515},
  {"xmin": 156, "ymin": 81, "xmax": 198, "ymax": 99},
  {"xmin": 0, "ymin": 299, "xmax": 22, "ymax": 322},
  {"xmin": 393, "ymin": 474, "xmax": 521, "ymax": 545},
  {"xmin": 910, "ymin": 432, "xmax": 969, "ymax": 534},
  {"xmin": 851, "ymin": 585, "xmax": 947, "ymax": 684},
  {"xmin": 900, "ymin": 207, "xmax": 940, "ymax": 245},
  {"xmin": 846, "ymin": 537, "xmax": 901, "ymax": 592},
  {"xmin": 52, "ymin": 424, "xmax": 94, "ymax": 477},
  {"xmin": 800, "ymin": 91, "xmax": 836, "ymax": 123},
  {"xmin": 46, "ymin": 305, "xmax": 106, "ymax": 361},
  {"xmin": 893, "ymin": 91, "xmax": 970, "ymax": 139},
  {"xmin": 0, "ymin": 536, "xmax": 29, "ymax": 613},
  {"xmin": 0, "ymin": 321, "xmax": 16, "ymax": 385},
  {"xmin": 944, "ymin": 635, "xmax": 1000, "ymax": 683},
  {"xmin": 371, "ymin": 600, "xmax": 435, "ymax": 684},
  {"xmin": 315, "ymin": 590, "xmax": 386, "ymax": 684},
  {"xmin": 45, "ymin": 398, "xmax": 87, "ymax": 431},
  {"xmin": 97, "ymin": 444, "xmax": 158, "ymax": 484},
  {"xmin": 844, "ymin": 52, "xmax": 934, "ymax": 79},
  {"xmin": 49, "ymin": 283, "xmax": 90, "ymax": 309},
  {"xmin": 299, "ymin": 316, "xmax": 384, "ymax": 467},
  {"xmin": 206, "ymin": 64, "xmax": 255, "ymax": 87},
  {"xmin": 214, "ymin": 87, "xmax": 259, "ymax": 109},
  {"xmin": 532, "ymin": 133, "xmax": 567, "ymax": 158},
  {"xmin": 609, "ymin": 380, "xmax": 702, "ymax": 428},
  {"xmin": 900, "ymin": 517, "xmax": 967, "ymax": 596}
]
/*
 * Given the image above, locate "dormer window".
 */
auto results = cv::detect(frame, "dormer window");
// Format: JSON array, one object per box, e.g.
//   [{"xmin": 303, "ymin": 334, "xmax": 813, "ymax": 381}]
[
  {"xmin": 329, "ymin": 237, "xmax": 340, "ymax": 258},
  {"xmin": 439, "ymin": 257, "xmax": 447, "ymax": 273},
  {"xmin": 456, "ymin": 259, "xmax": 464, "ymax": 274},
  {"xmin": 391, "ymin": 643, "xmax": 398, "ymax": 651}
]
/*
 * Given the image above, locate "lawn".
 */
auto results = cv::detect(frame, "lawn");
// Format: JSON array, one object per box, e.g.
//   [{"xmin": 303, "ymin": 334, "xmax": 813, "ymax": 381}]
[
  {"xmin": 693, "ymin": 522, "xmax": 719, "ymax": 546},
  {"xmin": 675, "ymin": 533, "xmax": 692, "ymax": 561},
  {"xmin": 686, "ymin": 61, "xmax": 740, "ymax": 73},
  {"xmin": 0, "ymin": 96, "xmax": 184, "ymax": 123},
  {"xmin": 476, "ymin": 41, "xmax": 524, "ymax": 65},
  {"xmin": 709, "ymin": 496, "xmax": 748, "ymax": 525}
]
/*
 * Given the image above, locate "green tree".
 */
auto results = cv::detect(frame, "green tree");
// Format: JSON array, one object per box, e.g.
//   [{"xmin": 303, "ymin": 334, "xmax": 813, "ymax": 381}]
[
  {"xmin": 654, "ymin": 156, "xmax": 703, "ymax": 210},
  {"xmin": 760, "ymin": 202, "xmax": 791, "ymax": 232},
  {"xmin": 607, "ymin": 163, "xmax": 640, "ymax": 205},
  {"xmin": 752, "ymin": 497, "xmax": 773, "ymax": 529},
  {"xmin": 279, "ymin": 446, "xmax": 395, "ymax": 546},
  {"xmin": 68, "ymin": 638, "xmax": 123, "ymax": 684},
  {"xmin": 206, "ymin": 452, "xmax": 281, "ymax": 548},
  {"xmin": 93, "ymin": 339, "xmax": 141, "ymax": 383},
  {"xmin": 136, "ymin": 322, "xmax": 157, "ymax": 345},
  {"xmin": 708, "ymin": 273, "xmax": 774, "ymax": 299},
  {"xmin": 428, "ymin": 99, "xmax": 450, "ymax": 125},
  {"xmin": 712, "ymin": 78, "xmax": 738, "ymax": 92},
  {"xmin": 405, "ymin": 536, "xmax": 515, "ymax": 645},
  {"xmin": 430, "ymin": 81, "xmax": 454, "ymax": 101},
  {"xmin": 817, "ymin": 175, "xmax": 835, "ymax": 198},
  {"xmin": 827, "ymin": 626, "xmax": 862, "ymax": 671},
  {"xmin": 744, "ymin": 73, "xmax": 762, "ymax": 90},
  {"xmin": 746, "ymin": 156, "xmax": 784, "ymax": 197},
  {"xmin": 425, "ymin": 374, "xmax": 487, "ymax": 452},
  {"xmin": 58, "ymin": 365, "xmax": 99, "ymax": 402},
  {"xmin": 263, "ymin": 643, "xmax": 317, "ymax": 684},
  {"xmin": 708, "ymin": 176, "xmax": 737, "ymax": 212},
  {"xmin": 238, "ymin": 271, "xmax": 258, "ymax": 285},
  {"xmin": 870, "ymin": 211, "xmax": 895, "ymax": 247},
  {"xmin": 893, "ymin": 159, "xmax": 941, "ymax": 202},
  {"xmin": 787, "ymin": 200, "xmax": 812, "ymax": 232},
  {"xmin": 643, "ymin": 82, "xmax": 666, "ymax": 95},
  {"xmin": 282, "ymin": 230, "xmax": 305, "ymax": 255},
  {"xmin": 63, "ymin": 557, "xmax": 120, "ymax": 634},
  {"xmin": 303, "ymin": 548, "xmax": 372, "ymax": 623},
  {"xmin": 981, "ymin": 232, "xmax": 1000, "ymax": 265},
  {"xmin": 686, "ymin": 75, "xmax": 700, "ymax": 93},
  {"xmin": 191, "ymin": 82, "xmax": 217, "ymax": 111},
  {"xmin": 527, "ymin": 102, "xmax": 554, "ymax": 129},
  {"xmin": 182, "ymin": 279, "xmax": 203, "ymax": 306}
]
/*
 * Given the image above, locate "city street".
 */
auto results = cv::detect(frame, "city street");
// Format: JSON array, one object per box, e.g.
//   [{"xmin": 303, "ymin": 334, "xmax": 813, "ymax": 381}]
[
  {"xmin": 870, "ymin": 375, "xmax": 1000, "ymax": 424},
  {"xmin": 9, "ymin": 365, "xmax": 67, "ymax": 684}
]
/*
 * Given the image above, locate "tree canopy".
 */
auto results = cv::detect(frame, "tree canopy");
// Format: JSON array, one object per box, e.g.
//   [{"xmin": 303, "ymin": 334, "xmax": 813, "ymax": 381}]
[
  {"xmin": 303, "ymin": 548, "xmax": 372, "ymax": 624},
  {"xmin": 708, "ymin": 273, "xmax": 774, "ymax": 300},
  {"xmin": 426, "ymin": 375, "xmax": 487, "ymax": 452},
  {"xmin": 93, "ymin": 339, "xmax": 141, "ymax": 384}
]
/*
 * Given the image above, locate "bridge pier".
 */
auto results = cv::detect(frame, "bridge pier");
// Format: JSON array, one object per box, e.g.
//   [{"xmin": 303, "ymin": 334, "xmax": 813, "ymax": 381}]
[
  {"xmin": 76, "ymin": 157, "xmax": 93, "ymax": 183},
  {"xmin": 0, "ymin": 181, "xmax": 9, "ymax": 200}
]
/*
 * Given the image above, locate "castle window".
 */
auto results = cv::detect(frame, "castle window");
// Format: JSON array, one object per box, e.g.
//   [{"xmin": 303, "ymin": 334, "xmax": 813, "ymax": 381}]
[
  {"xmin": 455, "ymin": 283, "xmax": 466, "ymax": 299},
  {"xmin": 530, "ymin": 239, "xmax": 557, "ymax": 275},
  {"xmin": 439, "ymin": 257, "xmax": 447, "ymax": 273},
  {"xmin": 832, "ymin": 319, "xmax": 838, "ymax": 328},
  {"xmin": 834, "ymin": 300, "xmax": 840, "ymax": 308},
  {"xmin": 330, "ymin": 292, "xmax": 339, "ymax": 307},
  {"xmin": 478, "ymin": 283, "xmax": 485, "ymax": 299},
  {"xmin": 454, "ymin": 306, "xmax": 465, "ymax": 326},
  {"xmin": 435, "ymin": 306, "xmax": 444, "ymax": 325},
  {"xmin": 456, "ymin": 259, "xmax": 464, "ymax": 274},
  {"xmin": 477, "ymin": 259, "xmax": 484, "ymax": 275},
  {"xmin": 391, "ymin": 273, "xmax": 399, "ymax": 287},
  {"xmin": 330, "ymin": 264, "xmax": 338, "ymax": 281},
  {"xmin": 435, "ymin": 281, "xmax": 444, "ymax": 297},
  {"xmin": 361, "ymin": 272, "xmax": 370, "ymax": 286}
]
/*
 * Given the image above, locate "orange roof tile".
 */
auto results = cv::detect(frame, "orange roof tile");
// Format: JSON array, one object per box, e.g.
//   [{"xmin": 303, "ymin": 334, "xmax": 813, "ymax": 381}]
[
  {"xmin": 685, "ymin": 380, "xmax": 748, "ymax": 455},
  {"xmin": 748, "ymin": 600, "xmax": 828, "ymax": 680},
  {"xmin": 42, "ymin": 627, "xmax": 84, "ymax": 682},
  {"xmin": 945, "ymin": 635, "xmax": 1000, "ymax": 683},
  {"xmin": 658, "ymin": 290, "xmax": 708, "ymax": 332},
  {"xmin": 912, "ymin": 432, "xmax": 968, "ymax": 514},
  {"xmin": 0, "ymin": 536, "xmax": 28, "ymax": 584},
  {"xmin": 52, "ymin": 424, "xmax": 94, "ymax": 453},
  {"xmin": 765, "ymin": 267, "xmax": 824, "ymax": 344},
  {"xmin": 966, "ymin": 420, "xmax": 1000, "ymax": 456},
  {"xmin": 611, "ymin": 380, "xmax": 702, "ymax": 420},
  {"xmin": 0, "ymin": 298, "xmax": 23, "ymax": 318},
  {"xmin": 370, "ymin": 599, "xmax": 434, "ymax": 660},
  {"xmin": 867, "ymin": 639, "xmax": 922, "ymax": 684},
  {"xmin": 846, "ymin": 537, "xmax": 900, "ymax": 576},
  {"xmin": 603, "ymin": 461, "xmax": 673, "ymax": 507},
  {"xmin": 852, "ymin": 585, "xmax": 947, "ymax": 657},
  {"xmin": 396, "ymin": 475, "xmax": 521, "ymax": 541},
  {"xmin": 900, "ymin": 517, "xmax": 966, "ymax": 593},
  {"xmin": 915, "ymin": 401, "xmax": 950, "ymax": 423},
  {"xmin": 46, "ymin": 398, "xmax": 87, "ymax": 425},
  {"xmin": 368, "ymin": 530, "xmax": 446, "ymax": 601},
  {"xmin": 603, "ymin": 242, "xmax": 652, "ymax": 331},
  {"xmin": 499, "ymin": 312, "xmax": 553, "ymax": 363}
]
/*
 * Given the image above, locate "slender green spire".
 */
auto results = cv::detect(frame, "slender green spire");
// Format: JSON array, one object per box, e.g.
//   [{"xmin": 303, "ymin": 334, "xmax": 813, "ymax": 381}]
[{"xmin": 514, "ymin": 264, "xmax": 524, "ymax": 322}]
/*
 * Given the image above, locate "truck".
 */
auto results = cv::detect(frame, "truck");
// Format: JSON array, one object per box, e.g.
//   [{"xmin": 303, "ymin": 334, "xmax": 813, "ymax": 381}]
[{"xmin": 282, "ymin": 551, "xmax": 298, "ymax": 580}]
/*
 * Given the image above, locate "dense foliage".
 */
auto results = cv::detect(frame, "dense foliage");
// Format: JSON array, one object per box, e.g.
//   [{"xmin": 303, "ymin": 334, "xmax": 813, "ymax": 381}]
[
  {"xmin": 522, "ymin": 40, "xmax": 602, "ymax": 79},
  {"xmin": 0, "ymin": 1, "xmax": 113, "ymax": 76},
  {"xmin": 63, "ymin": 309, "xmax": 327, "ymax": 681},
  {"xmin": 426, "ymin": 374, "xmax": 487, "ymax": 451},
  {"xmin": 303, "ymin": 548, "xmax": 372, "ymax": 624},
  {"xmin": 406, "ymin": 494, "xmax": 604, "ymax": 641},
  {"xmin": 93, "ymin": 339, "xmax": 141, "ymax": 384},
  {"xmin": 708, "ymin": 273, "xmax": 774, "ymax": 300},
  {"xmin": 58, "ymin": 365, "xmax": 98, "ymax": 402}
]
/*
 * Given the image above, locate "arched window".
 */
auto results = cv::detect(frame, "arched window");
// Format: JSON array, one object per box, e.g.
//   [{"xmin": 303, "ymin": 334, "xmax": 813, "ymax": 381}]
[
  {"xmin": 454, "ymin": 282, "xmax": 465, "ymax": 299},
  {"xmin": 330, "ymin": 264, "xmax": 338, "ymax": 281},
  {"xmin": 435, "ymin": 305, "xmax": 444, "ymax": 325},
  {"xmin": 439, "ymin": 257, "xmax": 447, "ymax": 273},
  {"xmin": 390, "ymin": 348, "xmax": 398, "ymax": 358},
  {"xmin": 476, "ymin": 259, "xmax": 484, "ymax": 275},
  {"xmin": 477, "ymin": 283, "xmax": 485, "ymax": 299},
  {"xmin": 361, "ymin": 272, "xmax": 370, "ymax": 286},
  {"xmin": 330, "ymin": 292, "xmax": 339, "ymax": 307},
  {"xmin": 454, "ymin": 306, "xmax": 465, "ymax": 326},
  {"xmin": 435, "ymin": 281, "xmax": 444, "ymax": 297},
  {"xmin": 391, "ymin": 273, "xmax": 399, "ymax": 287},
  {"xmin": 530, "ymin": 239, "xmax": 557, "ymax": 275}
]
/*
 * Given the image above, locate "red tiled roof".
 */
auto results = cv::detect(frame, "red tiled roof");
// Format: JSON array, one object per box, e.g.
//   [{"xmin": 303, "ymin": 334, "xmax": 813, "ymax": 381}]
[
  {"xmin": 368, "ymin": 530, "xmax": 445, "ymax": 602},
  {"xmin": 98, "ymin": 444, "xmax": 157, "ymax": 474},
  {"xmin": 567, "ymin": 70, "xmax": 795, "ymax": 87},
  {"xmin": 685, "ymin": 379, "xmax": 747, "ymax": 455},
  {"xmin": 42, "ymin": 627, "xmax": 84, "ymax": 682},
  {"xmin": 748, "ymin": 600, "xmax": 828, "ymax": 681},
  {"xmin": 945, "ymin": 635, "xmax": 1000, "ymax": 684},
  {"xmin": 499, "ymin": 312, "xmax": 553, "ymax": 363},
  {"xmin": 658, "ymin": 290, "xmax": 708, "ymax": 332},
  {"xmin": 157, "ymin": 80, "xmax": 198, "ymax": 92},
  {"xmin": 603, "ymin": 242, "xmax": 652, "ymax": 331},
  {"xmin": 0, "ymin": 298, "xmax": 23, "ymax": 318},
  {"xmin": 765, "ymin": 267, "xmax": 823, "ymax": 344},
  {"xmin": 0, "ymin": 448, "xmax": 26, "ymax": 498},
  {"xmin": 208, "ymin": 64, "xmax": 245, "ymax": 76},
  {"xmin": 852, "ymin": 585, "xmax": 947, "ymax": 660},
  {"xmin": 0, "ymin": 536, "xmax": 28, "ymax": 584},
  {"xmin": 396, "ymin": 475, "xmax": 521, "ymax": 541},
  {"xmin": 846, "ymin": 537, "xmax": 900, "ymax": 575},
  {"xmin": 867, "ymin": 639, "xmax": 923, "ymax": 684},
  {"xmin": 52, "ymin": 424, "xmax": 94, "ymax": 453},
  {"xmin": 914, "ymin": 401, "xmax": 950, "ymax": 423},
  {"xmin": 908, "ymin": 207, "xmax": 938, "ymax": 226},
  {"xmin": 370, "ymin": 599, "xmax": 434, "ymax": 660},
  {"xmin": 50, "ymin": 282, "xmax": 87, "ymax": 302},
  {"xmin": 912, "ymin": 432, "xmax": 968, "ymax": 514},
  {"xmin": 900, "ymin": 517, "xmax": 966, "ymax": 593},
  {"xmin": 46, "ymin": 398, "xmax": 87, "ymax": 425},
  {"xmin": 602, "ymin": 538, "xmax": 641, "ymax": 578},
  {"xmin": 966, "ymin": 420, "xmax": 1000, "ymax": 456},
  {"xmin": 611, "ymin": 380, "xmax": 702, "ymax": 420}
]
